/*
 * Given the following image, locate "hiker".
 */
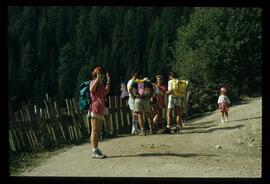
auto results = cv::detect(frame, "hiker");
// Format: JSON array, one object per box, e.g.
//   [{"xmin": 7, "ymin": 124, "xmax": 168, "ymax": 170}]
[
  {"xmin": 162, "ymin": 72, "xmax": 188, "ymax": 134},
  {"xmin": 217, "ymin": 87, "xmax": 231, "ymax": 123},
  {"xmin": 149, "ymin": 77, "xmax": 159, "ymax": 131},
  {"xmin": 89, "ymin": 66, "xmax": 110, "ymax": 159},
  {"xmin": 127, "ymin": 72, "xmax": 140, "ymax": 135},
  {"xmin": 154, "ymin": 75, "xmax": 167, "ymax": 129},
  {"xmin": 131, "ymin": 76, "xmax": 155, "ymax": 135},
  {"xmin": 120, "ymin": 82, "xmax": 129, "ymax": 107}
]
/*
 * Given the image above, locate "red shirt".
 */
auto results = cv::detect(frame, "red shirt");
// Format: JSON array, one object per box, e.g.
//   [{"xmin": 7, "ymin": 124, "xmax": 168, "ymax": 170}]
[
  {"xmin": 156, "ymin": 84, "xmax": 167, "ymax": 108},
  {"xmin": 89, "ymin": 81, "xmax": 107, "ymax": 116}
]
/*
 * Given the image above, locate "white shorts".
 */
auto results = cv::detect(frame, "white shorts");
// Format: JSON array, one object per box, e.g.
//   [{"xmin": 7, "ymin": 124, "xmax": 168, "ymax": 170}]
[
  {"xmin": 168, "ymin": 96, "xmax": 183, "ymax": 109},
  {"xmin": 90, "ymin": 112, "xmax": 105, "ymax": 121},
  {"xmin": 128, "ymin": 97, "xmax": 135, "ymax": 111}
]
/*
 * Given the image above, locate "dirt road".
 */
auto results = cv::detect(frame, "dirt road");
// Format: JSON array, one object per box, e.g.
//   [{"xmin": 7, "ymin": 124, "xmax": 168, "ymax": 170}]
[{"xmin": 18, "ymin": 97, "xmax": 261, "ymax": 177}]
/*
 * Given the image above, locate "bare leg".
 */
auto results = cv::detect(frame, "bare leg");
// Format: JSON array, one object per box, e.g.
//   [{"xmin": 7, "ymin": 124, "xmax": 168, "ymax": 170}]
[
  {"xmin": 153, "ymin": 114, "xmax": 159, "ymax": 127},
  {"xmin": 90, "ymin": 118, "xmax": 102, "ymax": 149},
  {"xmin": 135, "ymin": 112, "xmax": 144, "ymax": 130},
  {"xmin": 146, "ymin": 112, "xmax": 154, "ymax": 130},
  {"xmin": 221, "ymin": 112, "xmax": 225, "ymax": 123},
  {"xmin": 166, "ymin": 108, "xmax": 173, "ymax": 128},
  {"xmin": 225, "ymin": 111, "xmax": 228, "ymax": 122},
  {"xmin": 175, "ymin": 106, "xmax": 182, "ymax": 127}
]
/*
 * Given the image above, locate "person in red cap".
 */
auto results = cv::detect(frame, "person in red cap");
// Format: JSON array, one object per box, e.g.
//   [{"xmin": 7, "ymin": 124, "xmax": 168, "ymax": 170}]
[
  {"xmin": 89, "ymin": 66, "xmax": 110, "ymax": 158},
  {"xmin": 217, "ymin": 87, "xmax": 231, "ymax": 123}
]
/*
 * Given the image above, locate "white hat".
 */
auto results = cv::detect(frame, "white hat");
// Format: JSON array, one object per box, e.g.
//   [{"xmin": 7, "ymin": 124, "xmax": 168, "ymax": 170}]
[{"xmin": 143, "ymin": 77, "xmax": 150, "ymax": 82}]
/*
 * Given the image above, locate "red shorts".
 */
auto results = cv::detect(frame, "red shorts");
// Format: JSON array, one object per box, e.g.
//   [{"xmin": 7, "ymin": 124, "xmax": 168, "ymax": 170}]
[{"xmin": 219, "ymin": 103, "xmax": 229, "ymax": 112}]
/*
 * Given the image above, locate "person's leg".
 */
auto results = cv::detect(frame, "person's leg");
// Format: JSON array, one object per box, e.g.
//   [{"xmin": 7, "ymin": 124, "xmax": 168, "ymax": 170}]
[
  {"xmin": 144, "ymin": 100, "xmax": 154, "ymax": 132},
  {"xmin": 131, "ymin": 112, "xmax": 139, "ymax": 134},
  {"xmin": 136, "ymin": 112, "xmax": 146, "ymax": 135},
  {"xmin": 221, "ymin": 112, "xmax": 225, "ymax": 123},
  {"xmin": 158, "ymin": 108, "xmax": 163, "ymax": 127},
  {"xmin": 146, "ymin": 112, "xmax": 155, "ymax": 134},
  {"xmin": 175, "ymin": 106, "xmax": 182, "ymax": 133},
  {"xmin": 161, "ymin": 108, "xmax": 173, "ymax": 134},
  {"xmin": 167, "ymin": 108, "xmax": 173, "ymax": 128},
  {"xmin": 91, "ymin": 117, "xmax": 106, "ymax": 158},
  {"xmin": 152, "ymin": 104, "xmax": 161, "ymax": 130},
  {"xmin": 90, "ymin": 118, "xmax": 100, "ymax": 149},
  {"xmin": 153, "ymin": 113, "xmax": 159, "ymax": 128},
  {"xmin": 105, "ymin": 115, "xmax": 114, "ymax": 136},
  {"xmin": 134, "ymin": 112, "xmax": 139, "ymax": 132},
  {"xmin": 225, "ymin": 111, "xmax": 228, "ymax": 122},
  {"xmin": 134, "ymin": 98, "xmax": 146, "ymax": 135},
  {"xmin": 175, "ymin": 106, "xmax": 182, "ymax": 126},
  {"xmin": 129, "ymin": 97, "xmax": 137, "ymax": 134}
]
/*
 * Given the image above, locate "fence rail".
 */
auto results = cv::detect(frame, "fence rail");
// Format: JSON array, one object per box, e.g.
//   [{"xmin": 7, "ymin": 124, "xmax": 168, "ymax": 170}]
[{"xmin": 9, "ymin": 95, "xmax": 134, "ymax": 154}]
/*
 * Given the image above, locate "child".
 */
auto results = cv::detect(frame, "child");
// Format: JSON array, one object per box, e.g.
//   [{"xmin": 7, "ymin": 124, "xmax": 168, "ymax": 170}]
[{"xmin": 217, "ymin": 87, "xmax": 231, "ymax": 123}]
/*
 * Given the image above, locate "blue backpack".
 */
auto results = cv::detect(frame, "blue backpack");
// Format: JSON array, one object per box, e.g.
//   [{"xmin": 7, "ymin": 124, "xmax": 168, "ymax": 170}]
[{"xmin": 78, "ymin": 80, "xmax": 91, "ymax": 111}]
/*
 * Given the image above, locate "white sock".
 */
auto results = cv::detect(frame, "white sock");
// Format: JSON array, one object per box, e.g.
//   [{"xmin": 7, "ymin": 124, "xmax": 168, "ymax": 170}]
[
  {"xmin": 92, "ymin": 148, "xmax": 98, "ymax": 152},
  {"xmin": 132, "ymin": 119, "xmax": 137, "ymax": 131},
  {"xmin": 166, "ymin": 125, "xmax": 170, "ymax": 128}
]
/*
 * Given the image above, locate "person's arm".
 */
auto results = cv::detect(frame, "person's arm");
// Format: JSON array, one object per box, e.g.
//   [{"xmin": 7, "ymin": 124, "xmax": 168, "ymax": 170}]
[
  {"xmin": 227, "ymin": 96, "xmax": 231, "ymax": 105},
  {"xmin": 90, "ymin": 75, "xmax": 101, "ymax": 93},
  {"xmin": 166, "ymin": 80, "xmax": 172, "ymax": 95},
  {"xmin": 217, "ymin": 96, "xmax": 221, "ymax": 108},
  {"xmin": 105, "ymin": 73, "xmax": 110, "ymax": 95},
  {"xmin": 128, "ymin": 81, "xmax": 137, "ymax": 98}
]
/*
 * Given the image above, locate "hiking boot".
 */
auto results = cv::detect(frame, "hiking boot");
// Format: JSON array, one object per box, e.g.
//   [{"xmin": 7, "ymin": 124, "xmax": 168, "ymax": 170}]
[
  {"xmin": 149, "ymin": 129, "xmax": 157, "ymax": 135},
  {"xmin": 92, "ymin": 149, "xmax": 106, "ymax": 159},
  {"xmin": 131, "ymin": 129, "xmax": 139, "ymax": 135},
  {"xmin": 175, "ymin": 126, "xmax": 181, "ymax": 133},
  {"xmin": 139, "ymin": 130, "xmax": 147, "ymax": 136},
  {"xmin": 161, "ymin": 127, "xmax": 171, "ymax": 134}
]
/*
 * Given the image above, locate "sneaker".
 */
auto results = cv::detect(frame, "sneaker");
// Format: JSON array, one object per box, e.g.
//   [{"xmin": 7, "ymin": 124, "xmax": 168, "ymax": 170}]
[
  {"xmin": 176, "ymin": 126, "xmax": 181, "ymax": 133},
  {"xmin": 161, "ymin": 127, "xmax": 171, "ymax": 134},
  {"xmin": 92, "ymin": 149, "xmax": 106, "ymax": 159},
  {"xmin": 221, "ymin": 117, "xmax": 224, "ymax": 123}
]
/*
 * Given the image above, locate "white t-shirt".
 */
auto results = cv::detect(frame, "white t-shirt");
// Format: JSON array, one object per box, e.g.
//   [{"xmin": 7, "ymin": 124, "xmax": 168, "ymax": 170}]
[
  {"xmin": 167, "ymin": 79, "xmax": 178, "ymax": 98},
  {"xmin": 127, "ymin": 79, "xmax": 134, "ymax": 97},
  {"xmin": 217, "ymin": 95, "xmax": 231, "ymax": 104}
]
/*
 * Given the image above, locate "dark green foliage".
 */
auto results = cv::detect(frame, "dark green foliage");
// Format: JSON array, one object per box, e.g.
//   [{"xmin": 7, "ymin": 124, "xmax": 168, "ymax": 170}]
[
  {"xmin": 8, "ymin": 7, "xmax": 261, "ymax": 115},
  {"xmin": 172, "ymin": 8, "xmax": 262, "ymax": 114}
]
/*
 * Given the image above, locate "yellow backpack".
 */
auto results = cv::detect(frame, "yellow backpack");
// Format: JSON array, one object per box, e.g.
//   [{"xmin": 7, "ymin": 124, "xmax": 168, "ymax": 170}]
[{"xmin": 172, "ymin": 79, "xmax": 188, "ymax": 97}]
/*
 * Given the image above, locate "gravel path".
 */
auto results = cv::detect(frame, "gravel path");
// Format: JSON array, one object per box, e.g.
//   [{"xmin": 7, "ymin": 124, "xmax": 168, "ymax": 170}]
[{"xmin": 18, "ymin": 97, "xmax": 262, "ymax": 177}]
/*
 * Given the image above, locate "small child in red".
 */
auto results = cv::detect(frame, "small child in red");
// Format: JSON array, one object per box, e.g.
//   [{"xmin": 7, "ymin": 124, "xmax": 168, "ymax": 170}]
[{"xmin": 217, "ymin": 87, "xmax": 231, "ymax": 123}]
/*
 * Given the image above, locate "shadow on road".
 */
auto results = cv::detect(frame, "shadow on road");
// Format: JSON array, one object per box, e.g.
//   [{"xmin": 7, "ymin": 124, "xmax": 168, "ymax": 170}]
[
  {"xmin": 107, "ymin": 152, "xmax": 219, "ymax": 159},
  {"xmin": 232, "ymin": 116, "xmax": 261, "ymax": 122},
  {"xmin": 183, "ymin": 124, "xmax": 244, "ymax": 134}
]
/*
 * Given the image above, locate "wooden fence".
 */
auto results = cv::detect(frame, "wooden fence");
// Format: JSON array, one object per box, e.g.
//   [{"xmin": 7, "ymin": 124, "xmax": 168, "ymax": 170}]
[{"xmin": 9, "ymin": 94, "xmax": 135, "ymax": 154}]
